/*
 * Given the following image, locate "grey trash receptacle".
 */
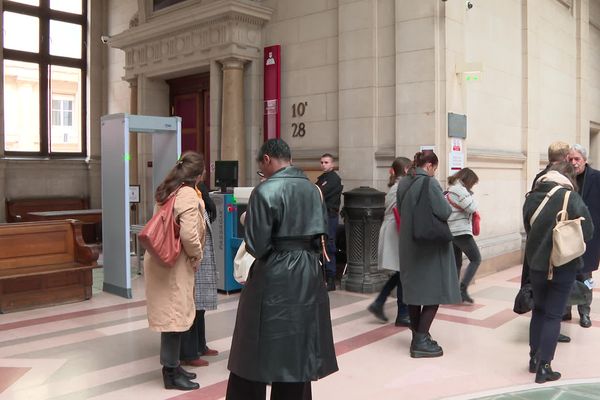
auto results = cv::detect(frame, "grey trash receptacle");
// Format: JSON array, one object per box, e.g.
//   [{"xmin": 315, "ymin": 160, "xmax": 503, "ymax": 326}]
[{"xmin": 340, "ymin": 186, "xmax": 388, "ymax": 293}]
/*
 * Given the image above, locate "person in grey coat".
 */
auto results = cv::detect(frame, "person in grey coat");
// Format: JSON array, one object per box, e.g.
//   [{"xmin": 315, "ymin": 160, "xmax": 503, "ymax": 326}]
[
  {"xmin": 226, "ymin": 139, "xmax": 338, "ymax": 400},
  {"xmin": 367, "ymin": 156, "xmax": 411, "ymax": 327},
  {"xmin": 446, "ymin": 167, "xmax": 481, "ymax": 304},
  {"xmin": 523, "ymin": 163, "xmax": 593, "ymax": 383},
  {"xmin": 396, "ymin": 150, "xmax": 461, "ymax": 358}
]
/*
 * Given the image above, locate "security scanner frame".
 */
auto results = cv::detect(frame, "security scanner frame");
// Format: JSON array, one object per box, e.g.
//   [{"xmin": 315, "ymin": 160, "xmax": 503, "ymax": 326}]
[{"xmin": 100, "ymin": 113, "xmax": 181, "ymax": 298}]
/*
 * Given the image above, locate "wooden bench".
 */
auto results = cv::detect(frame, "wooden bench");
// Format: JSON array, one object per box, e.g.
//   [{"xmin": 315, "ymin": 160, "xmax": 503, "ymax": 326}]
[
  {"xmin": 5, "ymin": 197, "xmax": 89, "ymax": 222},
  {"xmin": 0, "ymin": 219, "xmax": 100, "ymax": 313}
]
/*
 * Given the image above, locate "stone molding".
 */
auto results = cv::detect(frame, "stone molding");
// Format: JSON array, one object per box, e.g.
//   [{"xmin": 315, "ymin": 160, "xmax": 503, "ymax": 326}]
[
  {"xmin": 110, "ymin": 0, "xmax": 272, "ymax": 80},
  {"xmin": 467, "ymin": 148, "xmax": 527, "ymax": 169}
]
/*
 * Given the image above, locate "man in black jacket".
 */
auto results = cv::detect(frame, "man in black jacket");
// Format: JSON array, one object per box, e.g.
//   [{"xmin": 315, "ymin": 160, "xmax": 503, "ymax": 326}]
[
  {"xmin": 316, "ymin": 154, "xmax": 343, "ymax": 291},
  {"xmin": 567, "ymin": 144, "xmax": 600, "ymax": 328}
]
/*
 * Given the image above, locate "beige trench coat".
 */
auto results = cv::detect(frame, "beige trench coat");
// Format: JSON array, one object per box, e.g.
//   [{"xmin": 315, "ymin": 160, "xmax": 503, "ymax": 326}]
[{"xmin": 144, "ymin": 186, "xmax": 205, "ymax": 332}]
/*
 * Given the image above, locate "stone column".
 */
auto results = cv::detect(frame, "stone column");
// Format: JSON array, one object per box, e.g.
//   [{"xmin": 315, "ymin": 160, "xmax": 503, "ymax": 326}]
[
  {"xmin": 220, "ymin": 58, "xmax": 246, "ymax": 186},
  {"xmin": 129, "ymin": 79, "xmax": 139, "ymax": 185}
]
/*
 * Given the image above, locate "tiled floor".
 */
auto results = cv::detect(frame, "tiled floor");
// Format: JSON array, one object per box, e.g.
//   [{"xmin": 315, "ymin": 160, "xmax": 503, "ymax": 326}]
[{"xmin": 1, "ymin": 264, "xmax": 599, "ymax": 400}]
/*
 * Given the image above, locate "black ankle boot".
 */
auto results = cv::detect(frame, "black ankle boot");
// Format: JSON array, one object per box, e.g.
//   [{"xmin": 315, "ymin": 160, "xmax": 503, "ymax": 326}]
[
  {"xmin": 410, "ymin": 332, "xmax": 443, "ymax": 358},
  {"xmin": 162, "ymin": 367, "xmax": 200, "ymax": 390},
  {"xmin": 535, "ymin": 361, "xmax": 561, "ymax": 384},
  {"xmin": 460, "ymin": 283, "xmax": 474, "ymax": 304},
  {"xmin": 177, "ymin": 365, "xmax": 196, "ymax": 379},
  {"xmin": 368, "ymin": 302, "xmax": 388, "ymax": 322},
  {"xmin": 528, "ymin": 351, "xmax": 537, "ymax": 373}
]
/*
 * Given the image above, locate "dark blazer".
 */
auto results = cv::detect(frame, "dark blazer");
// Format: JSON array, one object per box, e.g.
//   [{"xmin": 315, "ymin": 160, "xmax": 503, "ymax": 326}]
[
  {"xmin": 523, "ymin": 181, "xmax": 594, "ymax": 273},
  {"xmin": 316, "ymin": 170, "xmax": 343, "ymax": 216},
  {"xmin": 580, "ymin": 165, "xmax": 600, "ymax": 272}
]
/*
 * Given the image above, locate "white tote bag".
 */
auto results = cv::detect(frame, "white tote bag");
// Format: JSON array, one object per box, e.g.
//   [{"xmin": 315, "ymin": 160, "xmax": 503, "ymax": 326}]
[
  {"xmin": 551, "ymin": 190, "xmax": 586, "ymax": 267},
  {"xmin": 233, "ymin": 241, "xmax": 255, "ymax": 284}
]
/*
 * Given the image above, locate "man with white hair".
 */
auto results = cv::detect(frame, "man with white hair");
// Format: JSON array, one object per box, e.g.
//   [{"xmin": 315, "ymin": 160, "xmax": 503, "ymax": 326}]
[{"xmin": 566, "ymin": 144, "xmax": 600, "ymax": 328}]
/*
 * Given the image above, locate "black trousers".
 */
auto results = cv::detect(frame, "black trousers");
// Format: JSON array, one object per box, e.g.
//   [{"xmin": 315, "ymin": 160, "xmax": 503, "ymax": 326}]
[
  {"xmin": 226, "ymin": 372, "xmax": 312, "ymax": 400},
  {"xmin": 180, "ymin": 310, "xmax": 207, "ymax": 361},
  {"xmin": 160, "ymin": 332, "xmax": 182, "ymax": 368},
  {"xmin": 529, "ymin": 266, "xmax": 576, "ymax": 362}
]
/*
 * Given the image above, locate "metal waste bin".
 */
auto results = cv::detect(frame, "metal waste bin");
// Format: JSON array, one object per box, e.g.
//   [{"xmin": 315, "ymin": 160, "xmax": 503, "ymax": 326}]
[{"xmin": 340, "ymin": 186, "xmax": 387, "ymax": 293}]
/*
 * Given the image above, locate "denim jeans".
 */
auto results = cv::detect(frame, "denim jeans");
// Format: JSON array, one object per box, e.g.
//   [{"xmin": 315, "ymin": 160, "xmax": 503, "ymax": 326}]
[
  {"xmin": 452, "ymin": 234, "xmax": 482, "ymax": 287},
  {"xmin": 325, "ymin": 215, "xmax": 338, "ymax": 278},
  {"xmin": 530, "ymin": 267, "xmax": 576, "ymax": 361},
  {"xmin": 373, "ymin": 272, "xmax": 408, "ymax": 317}
]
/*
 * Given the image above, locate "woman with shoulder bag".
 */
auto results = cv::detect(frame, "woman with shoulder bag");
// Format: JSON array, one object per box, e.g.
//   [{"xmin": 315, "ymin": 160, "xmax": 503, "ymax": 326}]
[
  {"xmin": 367, "ymin": 156, "xmax": 411, "ymax": 327},
  {"xmin": 523, "ymin": 162, "xmax": 593, "ymax": 384},
  {"xmin": 446, "ymin": 168, "xmax": 481, "ymax": 304},
  {"xmin": 396, "ymin": 150, "xmax": 461, "ymax": 358},
  {"xmin": 144, "ymin": 151, "xmax": 206, "ymax": 391}
]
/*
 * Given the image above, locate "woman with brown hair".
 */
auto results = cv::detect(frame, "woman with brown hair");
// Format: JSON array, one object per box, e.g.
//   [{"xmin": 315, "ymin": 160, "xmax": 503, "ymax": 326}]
[
  {"xmin": 368, "ymin": 156, "xmax": 412, "ymax": 326},
  {"xmin": 396, "ymin": 150, "xmax": 461, "ymax": 358},
  {"xmin": 144, "ymin": 151, "xmax": 206, "ymax": 391},
  {"xmin": 446, "ymin": 167, "xmax": 481, "ymax": 303}
]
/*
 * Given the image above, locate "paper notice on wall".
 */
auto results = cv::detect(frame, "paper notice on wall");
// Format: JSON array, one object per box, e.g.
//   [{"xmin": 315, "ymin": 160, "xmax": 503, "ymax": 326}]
[
  {"xmin": 451, "ymin": 138, "xmax": 463, "ymax": 152},
  {"xmin": 449, "ymin": 151, "xmax": 464, "ymax": 176}
]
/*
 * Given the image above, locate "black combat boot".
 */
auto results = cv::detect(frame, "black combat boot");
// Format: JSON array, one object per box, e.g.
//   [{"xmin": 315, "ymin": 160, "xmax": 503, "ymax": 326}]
[
  {"xmin": 162, "ymin": 366, "xmax": 200, "ymax": 390},
  {"xmin": 410, "ymin": 332, "xmax": 443, "ymax": 358},
  {"xmin": 535, "ymin": 361, "xmax": 561, "ymax": 384}
]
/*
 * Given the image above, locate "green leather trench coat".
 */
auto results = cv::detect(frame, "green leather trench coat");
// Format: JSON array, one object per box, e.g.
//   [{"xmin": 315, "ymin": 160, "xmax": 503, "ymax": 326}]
[{"xmin": 227, "ymin": 166, "xmax": 339, "ymax": 383}]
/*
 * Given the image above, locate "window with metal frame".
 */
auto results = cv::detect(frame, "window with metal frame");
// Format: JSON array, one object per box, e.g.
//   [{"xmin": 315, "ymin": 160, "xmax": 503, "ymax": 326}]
[{"xmin": 2, "ymin": 0, "xmax": 87, "ymax": 156}]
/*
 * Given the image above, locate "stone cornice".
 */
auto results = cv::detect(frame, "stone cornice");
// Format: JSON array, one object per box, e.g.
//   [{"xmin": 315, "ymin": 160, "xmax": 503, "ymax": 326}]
[
  {"xmin": 110, "ymin": 0, "xmax": 272, "ymax": 50},
  {"xmin": 109, "ymin": 0, "xmax": 272, "ymax": 79}
]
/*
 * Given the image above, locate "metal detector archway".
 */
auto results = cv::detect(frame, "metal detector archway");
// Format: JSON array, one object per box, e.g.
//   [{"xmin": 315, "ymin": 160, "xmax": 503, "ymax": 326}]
[{"xmin": 100, "ymin": 113, "xmax": 181, "ymax": 298}]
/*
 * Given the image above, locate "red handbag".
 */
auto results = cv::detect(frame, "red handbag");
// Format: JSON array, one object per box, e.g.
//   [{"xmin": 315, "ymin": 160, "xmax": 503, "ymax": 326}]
[
  {"xmin": 472, "ymin": 211, "xmax": 481, "ymax": 236},
  {"xmin": 392, "ymin": 206, "xmax": 401, "ymax": 232},
  {"xmin": 445, "ymin": 193, "xmax": 481, "ymax": 236},
  {"xmin": 138, "ymin": 188, "xmax": 181, "ymax": 267}
]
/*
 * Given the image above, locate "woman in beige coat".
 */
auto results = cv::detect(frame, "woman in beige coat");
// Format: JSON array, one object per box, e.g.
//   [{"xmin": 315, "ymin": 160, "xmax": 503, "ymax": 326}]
[{"xmin": 144, "ymin": 151, "xmax": 206, "ymax": 391}]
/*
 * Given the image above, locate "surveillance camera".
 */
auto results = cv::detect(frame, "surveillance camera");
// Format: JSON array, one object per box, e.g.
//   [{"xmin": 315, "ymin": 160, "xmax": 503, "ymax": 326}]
[
  {"xmin": 466, "ymin": 1, "xmax": 473, "ymax": 9},
  {"xmin": 100, "ymin": 35, "xmax": 111, "ymax": 44}
]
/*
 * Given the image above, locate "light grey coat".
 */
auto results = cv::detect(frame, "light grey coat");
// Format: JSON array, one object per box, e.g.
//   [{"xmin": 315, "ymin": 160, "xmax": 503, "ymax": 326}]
[
  {"xmin": 396, "ymin": 169, "xmax": 461, "ymax": 305},
  {"xmin": 378, "ymin": 178, "xmax": 401, "ymax": 271},
  {"xmin": 446, "ymin": 182, "xmax": 478, "ymax": 237}
]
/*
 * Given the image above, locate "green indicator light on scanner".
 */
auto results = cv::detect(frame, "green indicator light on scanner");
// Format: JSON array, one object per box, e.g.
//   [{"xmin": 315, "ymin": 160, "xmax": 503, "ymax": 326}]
[{"xmin": 124, "ymin": 153, "xmax": 131, "ymax": 161}]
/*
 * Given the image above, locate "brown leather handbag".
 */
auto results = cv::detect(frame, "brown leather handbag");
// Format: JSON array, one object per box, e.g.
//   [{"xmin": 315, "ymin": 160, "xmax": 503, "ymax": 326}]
[{"xmin": 139, "ymin": 188, "xmax": 181, "ymax": 267}]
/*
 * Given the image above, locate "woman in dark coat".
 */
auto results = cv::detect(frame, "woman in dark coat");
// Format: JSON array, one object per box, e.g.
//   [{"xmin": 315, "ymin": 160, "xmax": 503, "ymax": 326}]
[
  {"xmin": 523, "ymin": 163, "xmax": 593, "ymax": 384},
  {"xmin": 396, "ymin": 150, "xmax": 461, "ymax": 358},
  {"xmin": 226, "ymin": 139, "xmax": 338, "ymax": 400}
]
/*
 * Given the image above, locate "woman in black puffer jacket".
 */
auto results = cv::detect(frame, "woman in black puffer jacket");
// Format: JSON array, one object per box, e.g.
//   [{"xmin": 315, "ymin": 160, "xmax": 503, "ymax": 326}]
[{"xmin": 523, "ymin": 162, "xmax": 593, "ymax": 384}]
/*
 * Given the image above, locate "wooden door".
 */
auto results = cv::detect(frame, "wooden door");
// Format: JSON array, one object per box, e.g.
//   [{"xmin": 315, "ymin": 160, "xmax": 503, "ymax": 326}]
[{"xmin": 168, "ymin": 73, "xmax": 210, "ymax": 184}]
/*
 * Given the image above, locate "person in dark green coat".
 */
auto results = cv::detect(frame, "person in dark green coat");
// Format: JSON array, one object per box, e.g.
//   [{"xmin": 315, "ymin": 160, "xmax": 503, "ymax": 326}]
[
  {"xmin": 523, "ymin": 163, "xmax": 593, "ymax": 384},
  {"xmin": 226, "ymin": 139, "xmax": 338, "ymax": 400},
  {"xmin": 396, "ymin": 150, "xmax": 461, "ymax": 358}
]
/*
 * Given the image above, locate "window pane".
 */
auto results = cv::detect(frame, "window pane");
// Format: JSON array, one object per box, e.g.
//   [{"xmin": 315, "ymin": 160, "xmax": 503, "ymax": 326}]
[
  {"xmin": 50, "ymin": 0, "xmax": 82, "ymax": 14},
  {"xmin": 3, "ymin": 12, "xmax": 39, "ymax": 53},
  {"xmin": 50, "ymin": 66, "xmax": 81, "ymax": 153},
  {"xmin": 6, "ymin": 0, "xmax": 39, "ymax": 6},
  {"xmin": 50, "ymin": 20, "xmax": 81, "ymax": 59},
  {"xmin": 3, "ymin": 60, "xmax": 40, "ymax": 152}
]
